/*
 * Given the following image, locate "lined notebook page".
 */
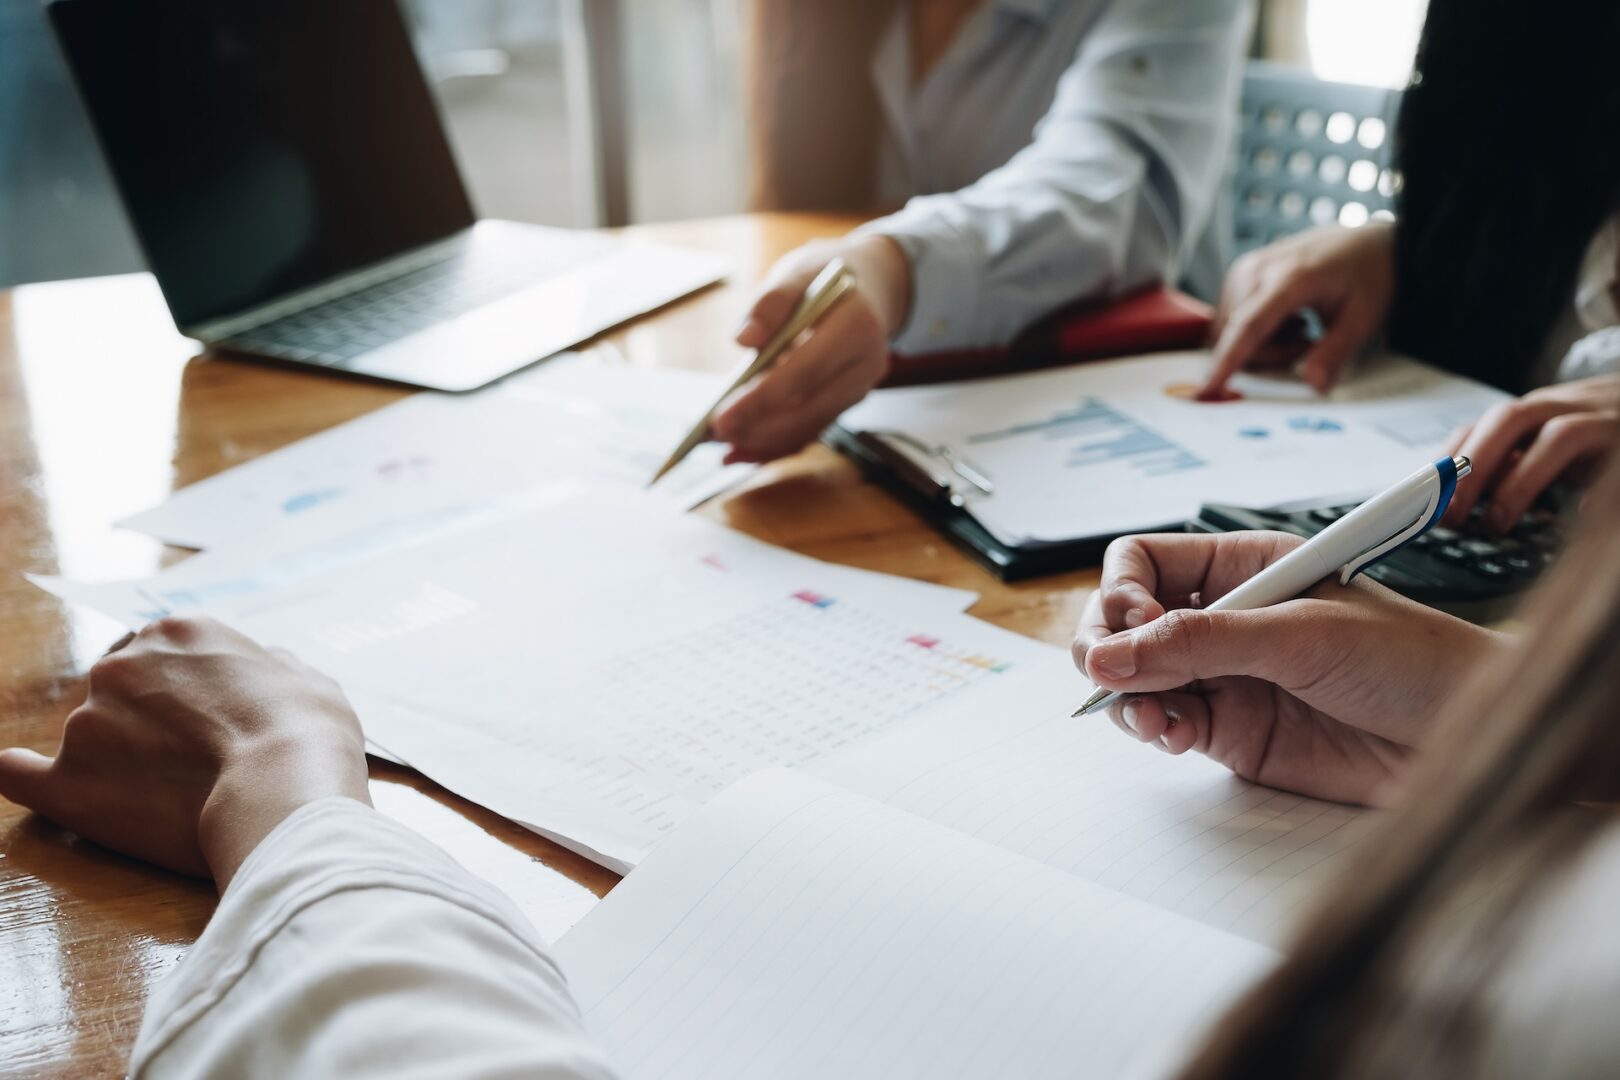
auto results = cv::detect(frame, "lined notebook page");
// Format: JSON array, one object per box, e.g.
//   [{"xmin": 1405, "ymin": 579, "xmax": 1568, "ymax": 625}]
[
  {"xmin": 557, "ymin": 770, "xmax": 1276, "ymax": 1080},
  {"xmin": 811, "ymin": 656, "xmax": 1370, "ymax": 948}
]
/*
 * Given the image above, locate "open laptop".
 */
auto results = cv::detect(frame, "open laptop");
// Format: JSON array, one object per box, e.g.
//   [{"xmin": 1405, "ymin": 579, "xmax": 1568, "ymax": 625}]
[{"xmin": 47, "ymin": 0, "xmax": 728, "ymax": 392}]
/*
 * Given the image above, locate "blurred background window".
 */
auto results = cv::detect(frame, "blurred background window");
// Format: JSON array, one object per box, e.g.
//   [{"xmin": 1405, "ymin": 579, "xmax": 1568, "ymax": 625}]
[
  {"xmin": 1259, "ymin": 0, "xmax": 1428, "ymax": 89},
  {"xmin": 0, "ymin": 0, "xmax": 1423, "ymax": 290}
]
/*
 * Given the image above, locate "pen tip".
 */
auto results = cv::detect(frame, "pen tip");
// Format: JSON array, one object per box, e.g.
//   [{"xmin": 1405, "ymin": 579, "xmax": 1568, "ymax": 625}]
[{"xmin": 1073, "ymin": 688, "xmax": 1112, "ymax": 717}]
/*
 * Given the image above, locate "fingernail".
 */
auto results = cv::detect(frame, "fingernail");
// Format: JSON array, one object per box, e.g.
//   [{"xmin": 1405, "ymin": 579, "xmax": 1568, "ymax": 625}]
[
  {"xmin": 1124, "ymin": 606, "xmax": 1148, "ymax": 629},
  {"xmin": 1088, "ymin": 636, "xmax": 1137, "ymax": 680},
  {"xmin": 1157, "ymin": 735, "xmax": 1173, "ymax": 753},
  {"xmin": 734, "ymin": 316, "xmax": 761, "ymax": 342},
  {"xmin": 1121, "ymin": 699, "xmax": 1140, "ymax": 735}
]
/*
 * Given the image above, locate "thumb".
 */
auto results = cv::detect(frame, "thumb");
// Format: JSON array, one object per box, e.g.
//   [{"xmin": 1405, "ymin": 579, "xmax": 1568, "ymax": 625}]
[
  {"xmin": 1083, "ymin": 606, "xmax": 1324, "ymax": 692},
  {"xmin": 0, "ymin": 748, "xmax": 55, "ymax": 813}
]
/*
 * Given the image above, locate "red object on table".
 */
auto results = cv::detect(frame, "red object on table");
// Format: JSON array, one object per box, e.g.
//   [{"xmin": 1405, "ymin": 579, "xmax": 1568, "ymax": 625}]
[{"xmin": 882, "ymin": 285, "xmax": 1215, "ymax": 386}]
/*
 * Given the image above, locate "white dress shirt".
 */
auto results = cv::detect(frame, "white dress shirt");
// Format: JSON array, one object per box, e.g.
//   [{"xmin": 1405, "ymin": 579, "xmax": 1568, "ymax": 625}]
[
  {"xmin": 856, "ymin": 0, "xmax": 1254, "ymax": 354},
  {"xmin": 130, "ymin": 798, "xmax": 615, "ymax": 1080},
  {"xmin": 1540, "ymin": 212, "xmax": 1620, "ymax": 383}
]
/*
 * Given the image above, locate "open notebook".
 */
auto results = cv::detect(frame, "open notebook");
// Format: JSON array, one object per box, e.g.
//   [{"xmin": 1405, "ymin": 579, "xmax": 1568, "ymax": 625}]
[{"xmin": 556, "ymin": 657, "xmax": 1372, "ymax": 1079}]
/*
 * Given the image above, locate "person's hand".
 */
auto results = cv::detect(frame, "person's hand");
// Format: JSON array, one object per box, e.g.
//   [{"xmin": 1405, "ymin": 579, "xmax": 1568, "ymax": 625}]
[
  {"xmin": 1072, "ymin": 531, "xmax": 1508, "ymax": 805},
  {"xmin": 1441, "ymin": 374, "xmax": 1620, "ymax": 532},
  {"xmin": 1201, "ymin": 223, "xmax": 1395, "ymax": 398},
  {"xmin": 712, "ymin": 233, "xmax": 912, "ymax": 464},
  {"xmin": 0, "ymin": 616, "xmax": 369, "ymax": 889}
]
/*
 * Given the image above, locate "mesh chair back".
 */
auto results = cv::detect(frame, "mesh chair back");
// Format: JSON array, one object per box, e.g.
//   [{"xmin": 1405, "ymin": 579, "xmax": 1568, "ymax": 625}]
[{"xmin": 1234, "ymin": 62, "xmax": 1404, "ymax": 257}]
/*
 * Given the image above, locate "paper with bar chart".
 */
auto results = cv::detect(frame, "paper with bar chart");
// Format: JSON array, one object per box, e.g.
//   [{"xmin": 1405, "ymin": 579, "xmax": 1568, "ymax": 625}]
[
  {"xmin": 117, "ymin": 354, "xmax": 756, "ymax": 554},
  {"xmin": 838, "ymin": 351, "xmax": 1509, "ymax": 545}
]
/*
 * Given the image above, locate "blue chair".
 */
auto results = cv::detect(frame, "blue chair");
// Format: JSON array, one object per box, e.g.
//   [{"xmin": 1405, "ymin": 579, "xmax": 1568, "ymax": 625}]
[{"xmin": 1233, "ymin": 62, "xmax": 1404, "ymax": 256}]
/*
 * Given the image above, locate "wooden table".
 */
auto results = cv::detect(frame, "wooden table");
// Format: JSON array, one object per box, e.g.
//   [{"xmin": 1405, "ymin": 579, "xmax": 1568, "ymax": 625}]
[{"xmin": 0, "ymin": 212, "xmax": 1100, "ymax": 1077}]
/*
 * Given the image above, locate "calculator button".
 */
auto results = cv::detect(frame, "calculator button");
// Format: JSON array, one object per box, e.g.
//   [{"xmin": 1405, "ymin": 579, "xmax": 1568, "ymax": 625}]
[
  {"xmin": 1471, "ymin": 560, "xmax": 1512, "ymax": 582},
  {"xmin": 1435, "ymin": 544, "xmax": 1471, "ymax": 564}
]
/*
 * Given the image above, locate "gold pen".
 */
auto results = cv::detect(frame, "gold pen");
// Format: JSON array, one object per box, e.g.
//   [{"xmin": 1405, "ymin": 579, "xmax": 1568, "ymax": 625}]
[{"xmin": 649, "ymin": 258, "xmax": 859, "ymax": 484}]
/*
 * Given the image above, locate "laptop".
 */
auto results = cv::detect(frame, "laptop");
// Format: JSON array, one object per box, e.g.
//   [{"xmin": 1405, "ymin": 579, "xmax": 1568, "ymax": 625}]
[{"xmin": 46, "ymin": 0, "xmax": 728, "ymax": 392}]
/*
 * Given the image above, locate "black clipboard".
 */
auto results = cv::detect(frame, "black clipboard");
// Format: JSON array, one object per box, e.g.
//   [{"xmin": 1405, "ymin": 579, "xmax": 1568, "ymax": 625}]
[{"xmin": 827, "ymin": 425, "xmax": 1182, "ymax": 582}]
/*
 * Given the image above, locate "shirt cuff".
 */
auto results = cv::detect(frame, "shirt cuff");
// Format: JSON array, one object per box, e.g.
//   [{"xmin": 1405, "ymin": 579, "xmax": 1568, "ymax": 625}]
[
  {"xmin": 131, "ymin": 797, "xmax": 565, "ymax": 1072},
  {"xmin": 857, "ymin": 202, "xmax": 989, "ymax": 355},
  {"xmin": 1561, "ymin": 327, "xmax": 1620, "ymax": 383}
]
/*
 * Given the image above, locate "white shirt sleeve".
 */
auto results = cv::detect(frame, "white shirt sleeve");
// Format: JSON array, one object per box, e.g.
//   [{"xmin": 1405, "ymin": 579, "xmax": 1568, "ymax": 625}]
[
  {"xmin": 864, "ymin": 0, "xmax": 1252, "ymax": 354},
  {"xmin": 130, "ymin": 797, "xmax": 617, "ymax": 1080}
]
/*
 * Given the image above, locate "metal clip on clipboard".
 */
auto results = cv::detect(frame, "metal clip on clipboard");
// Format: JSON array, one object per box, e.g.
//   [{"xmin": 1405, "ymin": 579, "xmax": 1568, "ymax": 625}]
[{"xmin": 851, "ymin": 431, "xmax": 995, "ymax": 508}]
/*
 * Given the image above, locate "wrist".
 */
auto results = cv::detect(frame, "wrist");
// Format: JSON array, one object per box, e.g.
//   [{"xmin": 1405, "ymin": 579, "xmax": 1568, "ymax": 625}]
[
  {"xmin": 199, "ymin": 728, "xmax": 370, "ymax": 891},
  {"xmin": 1423, "ymin": 620, "xmax": 1516, "ymax": 721},
  {"xmin": 842, "ymin": 233, "xmax": 913, "ymax": 339}
]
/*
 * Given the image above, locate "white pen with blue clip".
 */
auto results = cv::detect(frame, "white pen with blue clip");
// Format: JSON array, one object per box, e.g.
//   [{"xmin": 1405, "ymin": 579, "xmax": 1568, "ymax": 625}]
[{"xmin": 1074, "ymin": 454, "xmax": 1473, "ymax": 717}]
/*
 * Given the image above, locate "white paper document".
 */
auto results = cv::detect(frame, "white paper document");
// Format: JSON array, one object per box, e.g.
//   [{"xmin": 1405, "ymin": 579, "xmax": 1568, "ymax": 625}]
[
  {"xmin": 118, "ymin": 355, "xmax": 754, "ymax": 552},
  {"xmin": 839, "ymin": 351, "xmax": 1511, "ymax": 545},
  {"xmin": 35, "ymin": 484, "xmax": 977, "ymax": 629},
  {"xmin": 38, "ymin": 489, "xmax": 997, "ymax": 871},
  {"xmin": 557, "ymin": 769, "xmax": 1280, "ymax": 1080},
  {"xmin": 812, "ymin": 654, "xmax": 1369, "ymax": 948}
]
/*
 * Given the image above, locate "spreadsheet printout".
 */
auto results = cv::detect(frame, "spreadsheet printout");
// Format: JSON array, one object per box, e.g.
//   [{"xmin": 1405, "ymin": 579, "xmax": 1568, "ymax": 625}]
[{"xmin": 58, "ymin": 489, "xmax": 1036, "ymax": 871}]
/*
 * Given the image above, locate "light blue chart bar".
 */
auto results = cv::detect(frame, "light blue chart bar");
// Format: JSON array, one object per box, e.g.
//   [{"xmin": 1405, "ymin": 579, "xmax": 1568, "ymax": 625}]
[{"xmin": 966, "ymin": 398, "xmax": 1204, "ymax": 478}]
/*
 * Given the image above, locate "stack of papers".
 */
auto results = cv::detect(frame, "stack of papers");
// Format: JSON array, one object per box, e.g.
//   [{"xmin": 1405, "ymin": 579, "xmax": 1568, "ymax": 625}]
[
  {"xmin": 42, "ymin": 484, "xmax": 991, "ymax": 870},
  {"xmin": 38, "ymin": 352, "xmax": 1399, "ymax": 1077},
  {"xmin": 45, "ymin": 353, "xmax": 1004, "ymax": 869}
]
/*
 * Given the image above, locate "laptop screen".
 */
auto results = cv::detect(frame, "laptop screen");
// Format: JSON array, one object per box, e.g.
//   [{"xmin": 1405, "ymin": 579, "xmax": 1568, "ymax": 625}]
[{"xmin": 49, "ymin": 0, "xmax": 477, "ymax": 329}]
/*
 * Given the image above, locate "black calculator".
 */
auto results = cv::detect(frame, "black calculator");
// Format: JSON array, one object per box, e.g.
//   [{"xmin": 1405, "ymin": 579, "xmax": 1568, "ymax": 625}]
[{"xmin": 1189, "ymin": 498, "xmax": 1571, "ymax": 621}]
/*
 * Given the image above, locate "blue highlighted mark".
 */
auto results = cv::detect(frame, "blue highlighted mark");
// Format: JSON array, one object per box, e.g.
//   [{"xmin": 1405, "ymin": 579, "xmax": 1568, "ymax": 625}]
[
  {"xmin": 282, "ymin": 488, "xmax": 346, "ymax": 514},
  {"xmin": 1287, "ymin": 417, "xmax": 1344, "ymax": 434},
  {"xmin": 1238, "ymin": 427, "xmax": 1270, "ymax": 439}
]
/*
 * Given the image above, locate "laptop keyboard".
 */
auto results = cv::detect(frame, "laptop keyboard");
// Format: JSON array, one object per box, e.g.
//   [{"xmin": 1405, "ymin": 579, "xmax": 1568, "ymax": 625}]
[{"xmin": 224, "ymin": 243, "xmax": 593, "ymax": 366}]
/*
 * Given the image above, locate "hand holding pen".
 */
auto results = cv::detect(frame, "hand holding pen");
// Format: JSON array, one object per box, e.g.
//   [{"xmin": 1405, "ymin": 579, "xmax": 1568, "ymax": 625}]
[
  {"xmin": 708, "ymin": 236, "xmax": 914, "ymax": 467},
  {"xmin": 1070, "ymin": 459, "xmax": 1512, "ymax": 806},
  {"xmin": 652, "ymin": 256, "xmax": 861, "ymax": 482}
]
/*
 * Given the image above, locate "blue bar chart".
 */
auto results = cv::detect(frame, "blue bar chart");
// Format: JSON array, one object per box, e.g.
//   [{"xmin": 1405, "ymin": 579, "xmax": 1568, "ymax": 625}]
[{"xmin": 966, "ymin": 398, "xmax": 1205, "ymax": 478}]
